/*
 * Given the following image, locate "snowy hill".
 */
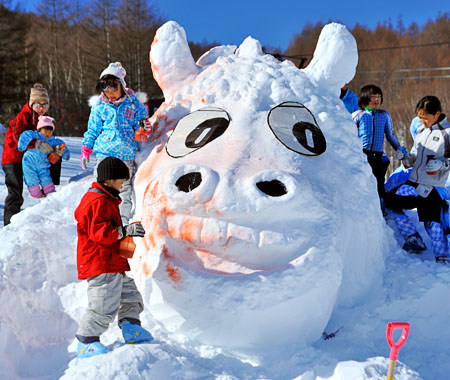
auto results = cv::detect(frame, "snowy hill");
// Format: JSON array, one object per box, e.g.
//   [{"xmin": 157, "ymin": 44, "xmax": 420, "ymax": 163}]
[{"xmin": 1, "ymin": 21, "xmax": 450, "ymax": 380}]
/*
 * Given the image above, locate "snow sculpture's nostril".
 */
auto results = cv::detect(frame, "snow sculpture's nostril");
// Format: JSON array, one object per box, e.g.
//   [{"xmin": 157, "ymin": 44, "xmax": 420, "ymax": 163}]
[
  {"xmin": 256, "ymin": 180, "xmax": 287, "ymax": 197},
  {"xmin": 175, "ymin": 172, "xmax": 202, "ymax": 192}
]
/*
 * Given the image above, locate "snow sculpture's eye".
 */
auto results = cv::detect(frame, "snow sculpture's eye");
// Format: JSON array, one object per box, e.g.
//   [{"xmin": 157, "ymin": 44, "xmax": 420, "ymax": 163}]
[
  {"xmin": 267, "ymin": 102, "xmax": 326, "ymax": 156},
  {"xmin": 166, "ymin": 107, "xmax": 230, "ymax": 158}
]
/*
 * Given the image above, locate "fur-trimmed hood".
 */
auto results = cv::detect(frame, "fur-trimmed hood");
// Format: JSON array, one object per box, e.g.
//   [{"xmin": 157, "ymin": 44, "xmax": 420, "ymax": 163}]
[{"xmin": 88, "ymin": 89, "xmax": 148, "ymax": 108}]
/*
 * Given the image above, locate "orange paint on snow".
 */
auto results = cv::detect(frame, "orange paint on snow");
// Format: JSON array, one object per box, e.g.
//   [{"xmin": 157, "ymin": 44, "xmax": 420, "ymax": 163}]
[
  {"xmin": 142, "ymin": 261, "xmax": 152, "ymax": 278},
  {"xmin": 180, "ymin": 217, "xmax": 202, "ymax": 242},
  {"xmin": 166, "ymin": 263, "xmax": 181, "ymax": 283}
]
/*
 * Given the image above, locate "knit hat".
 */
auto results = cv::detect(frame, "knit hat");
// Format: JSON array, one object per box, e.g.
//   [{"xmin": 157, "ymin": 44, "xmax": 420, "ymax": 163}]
[
  {"xmin": 29, "ymin": 83, "xmax": 49, "ymax": 107},
  {"xmin": 37, "ymin": 115, "xmax": 55, "ymax": 131},
  {"xmin": 100, "ymin": 62, "xmax": 127, "ymax": 89},
  {"xmin": 97, "ymin": 156, "xmax": 130, "ymax": 183}
]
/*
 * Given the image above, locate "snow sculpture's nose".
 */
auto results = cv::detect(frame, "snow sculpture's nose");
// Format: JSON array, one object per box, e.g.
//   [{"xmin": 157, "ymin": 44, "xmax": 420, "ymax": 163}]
[
  {"xmin": 256, "ymin": 179, "xmax": 287, "ymax": 197},
  {"xmin": 175, "ymin": 171, "xmax": 202, "ymax": 192}
]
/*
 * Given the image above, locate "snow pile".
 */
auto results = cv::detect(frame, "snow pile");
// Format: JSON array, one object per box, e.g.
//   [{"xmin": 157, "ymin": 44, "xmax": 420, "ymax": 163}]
[
  {"xmin": 132, "ymin": 20, "xmax": 385, "ymax": 355},
  {"xmin": 0, "ymin": 22, "xmax": 449, "ymax": 380}
]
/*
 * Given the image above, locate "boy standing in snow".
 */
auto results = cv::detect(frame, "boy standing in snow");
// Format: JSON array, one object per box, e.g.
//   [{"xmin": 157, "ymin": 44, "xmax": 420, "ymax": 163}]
[
  {"xmin": 74, "ymin": 156, "xmax": 153, "ymax": 358},
  {"xmin": 386, "ymin": 96, "xmax": 450, "ymax": 264},
  {"xmin": 352, "ymin": 84, "xmax": 407, "ymax": 202},
  {"xmin": 80, "ymin": 62, "xmax": 150, "ymax": 225},
  {"xmin": 18, "ymin": 116, "xmax": 69, "ymax": 198}
]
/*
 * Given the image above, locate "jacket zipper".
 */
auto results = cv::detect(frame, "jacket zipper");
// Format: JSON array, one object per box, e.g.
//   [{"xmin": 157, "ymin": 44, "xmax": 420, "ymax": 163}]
[
  {"xmin": 414, "ymin": 128, "xmax": 432, "ymax": 183},
  {"xmin": 370, "ymin": 110, "xmax": 376, "ymax": 151}
]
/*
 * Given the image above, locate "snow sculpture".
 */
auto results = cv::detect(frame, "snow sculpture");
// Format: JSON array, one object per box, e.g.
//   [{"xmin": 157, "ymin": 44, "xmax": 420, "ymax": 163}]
[{"xmin": 132, "ymin": 21, "xmax": 385, "ymax": 353}]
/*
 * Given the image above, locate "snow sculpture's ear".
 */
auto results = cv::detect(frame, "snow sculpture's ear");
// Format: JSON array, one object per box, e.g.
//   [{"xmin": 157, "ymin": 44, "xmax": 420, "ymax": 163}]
[
  {"xmin": 303, "ymin": 23, "xmax": 358, "ymax": 94},
  {"xmin": 150, "ymin": 21, "xmax": 199, "ymax": 99}
]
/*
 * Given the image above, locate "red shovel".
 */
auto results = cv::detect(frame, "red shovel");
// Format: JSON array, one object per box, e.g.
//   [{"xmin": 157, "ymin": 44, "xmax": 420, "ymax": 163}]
[{"xmin": 386, "ymin": 322, "xmax": 410, "ymax": 380}]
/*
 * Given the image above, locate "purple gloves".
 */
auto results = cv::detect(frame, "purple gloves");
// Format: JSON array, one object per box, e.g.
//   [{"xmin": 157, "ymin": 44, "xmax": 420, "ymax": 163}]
[{"xmin": 80, "ymin": 145, "xmax": 93, "ymax": 170}]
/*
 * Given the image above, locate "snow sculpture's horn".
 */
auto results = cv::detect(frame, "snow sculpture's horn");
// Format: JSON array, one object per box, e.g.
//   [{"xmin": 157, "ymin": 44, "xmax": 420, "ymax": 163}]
[
  {"xmin": 150, "ymin": 21, "xmax": 199, "ymax": 99},
  {"xmin": 303, "ymin": 23, "xmax": 358, "ymax": 94}
]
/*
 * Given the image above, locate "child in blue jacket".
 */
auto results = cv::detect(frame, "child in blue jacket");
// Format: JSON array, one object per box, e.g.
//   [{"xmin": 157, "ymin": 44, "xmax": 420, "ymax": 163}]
[
  {"xmin": 352, "ymin": 84, "xmax": 407, "ymax": 202},
  {"xmin": 18, "ymin": 116, "xmax": 70, "ymax": 198},
  {"xmin": 80, "ymin": 62, "xmax": 149, "ymax": 224}
]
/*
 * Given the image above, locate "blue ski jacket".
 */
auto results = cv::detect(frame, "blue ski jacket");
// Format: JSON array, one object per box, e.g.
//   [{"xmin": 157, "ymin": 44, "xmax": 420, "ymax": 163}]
[
  {"xmin": 82, "ymin": 90, "xmax": 148, "ymax": 161},
  {"xmin": 352, "ymin": 109, "xmax": 400, "ymax": 152},
  {"xmin": 18, "ymin": 130, "xmax": 69, "ymax": 187}
]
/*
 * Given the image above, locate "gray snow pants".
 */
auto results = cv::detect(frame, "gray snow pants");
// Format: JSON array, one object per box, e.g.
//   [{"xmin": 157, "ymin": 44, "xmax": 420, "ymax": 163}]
[
  {"xmin": 94, "ymin": 157, "xmax": 136, "ymax": 225},
  {"xmin": 76, "ymin": 273, "xmax": 144, "ymax": 339}
]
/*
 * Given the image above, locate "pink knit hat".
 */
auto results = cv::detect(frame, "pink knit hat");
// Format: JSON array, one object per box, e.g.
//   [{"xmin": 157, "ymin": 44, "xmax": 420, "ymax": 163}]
[{"xmin": 37, "ymin": 115, "xmax": 55, "ymax": 131}]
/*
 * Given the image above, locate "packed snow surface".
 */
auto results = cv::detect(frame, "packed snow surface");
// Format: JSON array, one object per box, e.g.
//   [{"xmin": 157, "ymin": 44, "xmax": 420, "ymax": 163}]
[{"xmin": 0, "ymin": 21, "xmax": 449, "ymax": 380}]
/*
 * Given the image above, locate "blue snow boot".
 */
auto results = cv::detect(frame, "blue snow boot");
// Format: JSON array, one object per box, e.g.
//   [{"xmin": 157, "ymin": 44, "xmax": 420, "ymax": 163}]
[
  {"xmin": 121, "ymin": 321, "xmax": 154, "ymax": 344},
  {"xmin": 77, "ymin": 341, "xmax": 108, "ymax": 358},
  {"xmin": 402, "ymin": 232, "xmax": 427, "ymax": 254}
]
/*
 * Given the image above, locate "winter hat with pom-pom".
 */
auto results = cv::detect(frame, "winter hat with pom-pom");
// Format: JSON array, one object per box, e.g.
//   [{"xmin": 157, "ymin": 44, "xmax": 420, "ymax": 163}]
[
  {"xmin": 100, "ymin": 62, "xmax": 127, "ymax": 89},
  {"xmin": 29, "ymin": 83, "xmax": 49, "ymax": 107},
  {"xmin": 97, "ymin": 156, "xmax": 130, "ymax": 183},
  {"xmin": 36, "ymin": 115, "xmax": 55, "ymax": 131}
]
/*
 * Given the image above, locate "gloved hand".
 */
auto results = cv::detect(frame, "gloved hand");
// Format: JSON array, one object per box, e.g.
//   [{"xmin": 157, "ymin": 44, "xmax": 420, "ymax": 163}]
[
  {"xmin": 425, "ymin": 159, "xmax": 445, "ymax": 172},
  {"xmin": 56, "ymin": 144, "xmax": 66, "ymax": 157},
  {"xmin": 141, "ymin": 118, "xmax": 153, "ymax": 134},
  {"xmin": 35, "ymin": 139, "xmax": 53, "ymax": 154},
  {"xmin": 80, "ymin": 145, "xmax": 93, "ymax": 170},
  {"xmin": 395, "ymin": 146, "xmax": 409, "ymax": 160},
  {"xmin": 118, "ymin": 223, "xmax": 146, "ymax": 239}
]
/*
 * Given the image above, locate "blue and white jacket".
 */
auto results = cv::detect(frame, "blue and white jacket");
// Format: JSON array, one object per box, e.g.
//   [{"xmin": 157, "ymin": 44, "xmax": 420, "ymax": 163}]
[
  {"xmin": 83, "ymin": 89, "xmax": 148, "ymax": 161},
  {"xmin": 352, "ymin": 108, "xmax": 400, "ymax": 153}
]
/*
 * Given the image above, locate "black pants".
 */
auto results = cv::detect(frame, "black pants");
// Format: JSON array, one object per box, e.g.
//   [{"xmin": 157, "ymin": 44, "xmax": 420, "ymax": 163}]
[
  {"xmin": 2, "ymin": 158, "xmax": 61, "ymax": 226},
  {"xmin": 385, "ymin": 182, "xmax": 443, "ymax": 223},
  {"xmin": 363, "ymin": 149, "xmax": 389, "ymax": 198},
  {"xmin": 2, "ymin": 163, "xmax": 24, "ymax": 226},
  {"xmin": 50, "ymin": 156, "xmax": 62, "ymax": 185}
]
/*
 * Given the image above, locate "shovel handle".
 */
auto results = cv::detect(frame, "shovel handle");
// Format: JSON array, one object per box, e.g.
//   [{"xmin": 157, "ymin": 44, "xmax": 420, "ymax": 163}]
[{"xmin": 387, "ymin": 359, "xmax": 396, "ymax": 380}]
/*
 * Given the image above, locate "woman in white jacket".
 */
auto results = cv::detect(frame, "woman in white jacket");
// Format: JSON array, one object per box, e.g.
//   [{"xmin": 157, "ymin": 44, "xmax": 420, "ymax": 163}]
[{"xmin": 386, "ymin": 96, "xmax": 450, "ymax": 264}]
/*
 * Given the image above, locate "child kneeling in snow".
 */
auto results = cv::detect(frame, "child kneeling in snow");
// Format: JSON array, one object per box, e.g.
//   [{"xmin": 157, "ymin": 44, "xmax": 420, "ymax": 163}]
[
  {"xmin": 17, "ymin": 115, "xmax": 69, "ymax": 198},
  {"xmin": 74, "ymin": 156, "xmax": 153, "ymax": 358}
]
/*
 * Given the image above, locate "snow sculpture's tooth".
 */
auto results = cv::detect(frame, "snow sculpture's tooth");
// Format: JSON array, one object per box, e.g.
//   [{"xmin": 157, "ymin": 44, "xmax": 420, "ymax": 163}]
[
  {"xmin": 200, "ymin": 217, "xmax": 228, "ymax": 246},
  {"xmin": 258, "ymin": 230, "xmax": 284, "ymax": 248},
  {"xmin": 226, "ymin": 223, "xmax": 258, "ymax": 249}
]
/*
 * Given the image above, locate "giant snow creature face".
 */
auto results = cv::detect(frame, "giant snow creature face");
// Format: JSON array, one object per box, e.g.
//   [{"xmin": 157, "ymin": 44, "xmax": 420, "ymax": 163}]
[{"xmin": 132, "ymin": 21, "xmax": 384, "ymax": 354}]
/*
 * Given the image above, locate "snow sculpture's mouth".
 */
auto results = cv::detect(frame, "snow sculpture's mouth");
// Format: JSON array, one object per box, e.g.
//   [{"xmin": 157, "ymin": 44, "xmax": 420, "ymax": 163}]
[{"xmin": 162, "ymin": 213, "xmax": 313, "ymax": 275}]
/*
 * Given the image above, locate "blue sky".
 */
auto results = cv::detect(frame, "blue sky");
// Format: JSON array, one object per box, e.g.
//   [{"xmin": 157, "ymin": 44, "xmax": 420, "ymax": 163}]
[{"xmin": 11, "ymin": 0, "xmax": 448, "ymax": 50}]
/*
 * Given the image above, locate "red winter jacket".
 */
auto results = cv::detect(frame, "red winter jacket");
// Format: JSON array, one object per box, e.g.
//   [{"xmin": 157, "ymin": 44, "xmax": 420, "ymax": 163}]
[
  {"xmin": 1, "ymin": 103, "xmax": 38, "ymax": 165},
  {"xmin": 74, "ymin": 182, "xmax": 130, "ymax": 279}
]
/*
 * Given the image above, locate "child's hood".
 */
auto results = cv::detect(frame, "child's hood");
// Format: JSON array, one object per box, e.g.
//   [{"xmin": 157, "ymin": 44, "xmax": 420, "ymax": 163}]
[{"xmin": 88, "ymin": 89, "xmax": 148, "ymax": 108}]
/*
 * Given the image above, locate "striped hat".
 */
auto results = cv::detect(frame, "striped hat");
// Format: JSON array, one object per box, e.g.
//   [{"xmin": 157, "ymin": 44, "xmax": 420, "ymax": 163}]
[{"xmin": 29, "ymin": 83, "xmax": 49, "ymax": 107}]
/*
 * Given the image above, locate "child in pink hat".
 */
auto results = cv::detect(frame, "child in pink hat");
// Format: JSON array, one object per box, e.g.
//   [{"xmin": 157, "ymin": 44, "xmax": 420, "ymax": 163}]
[{"xmin": 17, "ymin": 115, "xmax": 70, "ymax": 198}]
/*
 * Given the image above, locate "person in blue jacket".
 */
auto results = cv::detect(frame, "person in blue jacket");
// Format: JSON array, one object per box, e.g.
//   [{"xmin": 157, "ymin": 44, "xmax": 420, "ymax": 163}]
[
  {"xmin": 352, "ymin": 84, "xmax": 407, "ymax": 203},
  {"xmin": 80, "ymin": 62, "xmax": 149, "ymax": 224},
  {"xmin": 18, "ymin": 116, "xmax": 70, "ymax": 198}
]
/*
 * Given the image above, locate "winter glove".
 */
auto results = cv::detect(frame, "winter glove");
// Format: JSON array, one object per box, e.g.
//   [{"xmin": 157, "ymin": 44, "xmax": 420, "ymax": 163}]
[
  {"xmin": 140, "ymin": 118, "xmax": 153, "ymax": 134},
  {"xmin": 395, "ymin": 146, "xmax": 409, "ymax": 160},
  {"xmin": 425, "ymin": 159, "xmax": 447, "ymax": 172},
  {"xmin": 56, "ymin": 144, "xmax": 66, "ymax": 157},
  {"xmin": 80, "ymin": 145, "xmax": 93, "ymax": 170},
  {"xmin": 35, "ymin": 139, "xmax": 54, "ymax": 154},
  {"xmin": 118, "ymin": 223, "xmax": 146, "ymax": 240}
]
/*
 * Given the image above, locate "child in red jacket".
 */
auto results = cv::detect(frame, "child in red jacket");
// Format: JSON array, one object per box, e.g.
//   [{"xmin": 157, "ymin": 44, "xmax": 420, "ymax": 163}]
[{"xmin": 74, "ymin": 156, "xmax": 153, "ymax": 358}]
